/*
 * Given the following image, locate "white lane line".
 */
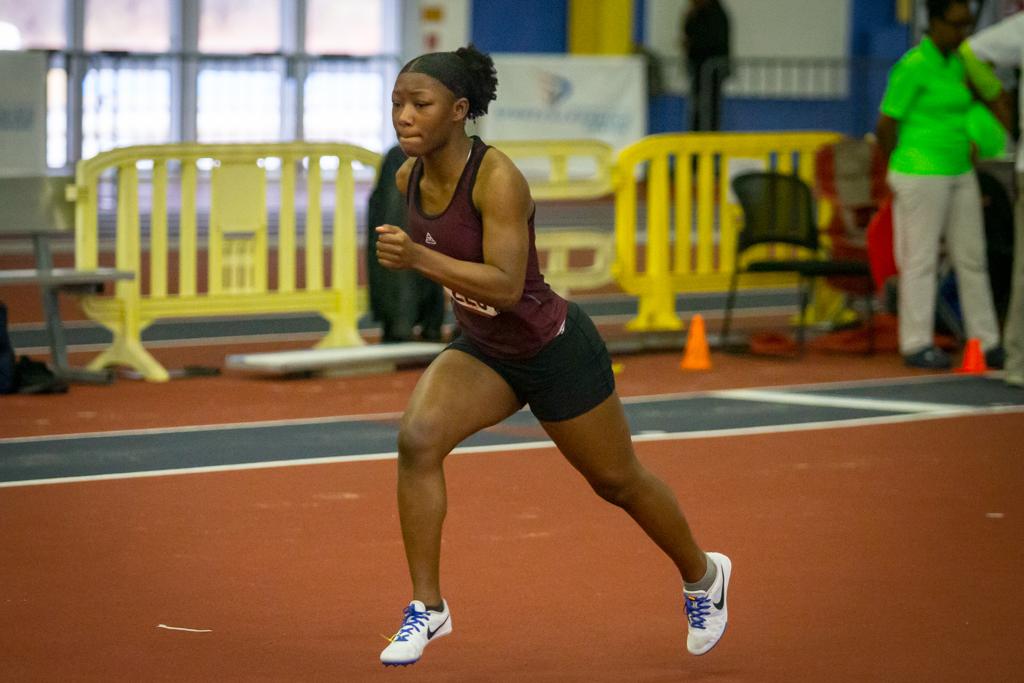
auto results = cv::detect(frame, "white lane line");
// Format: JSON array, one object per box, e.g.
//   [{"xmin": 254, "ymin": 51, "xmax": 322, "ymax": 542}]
[
  {"xmin": 157, "ymin": 624, "xmax": 212, "ymax": 633},
  {"xmin": 2, "ymin": 404, "xmax": 1021, "ymax": 489},
  {"xmin": 622, "ymin": 371, "xmax": 1000, "ymax": 405},
  {"xmin": 709, "ymin": 388, "xmax": 972, "ymax": 414}
]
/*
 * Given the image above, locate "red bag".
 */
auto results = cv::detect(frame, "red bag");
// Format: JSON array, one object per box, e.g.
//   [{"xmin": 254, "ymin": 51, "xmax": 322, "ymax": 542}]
[{"xmin": 866, "ymin": 198, "xmax": 898, "ymax": 291}]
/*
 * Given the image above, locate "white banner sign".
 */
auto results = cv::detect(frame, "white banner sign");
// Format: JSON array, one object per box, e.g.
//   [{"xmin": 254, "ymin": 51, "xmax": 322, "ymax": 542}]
[
  {"xmin": 479, "ymin": 54, "xmax": 646, "ymax": 151},
  {"xmin": 0, "ymin": 51, "xmax": 47, "ymax": 177}
]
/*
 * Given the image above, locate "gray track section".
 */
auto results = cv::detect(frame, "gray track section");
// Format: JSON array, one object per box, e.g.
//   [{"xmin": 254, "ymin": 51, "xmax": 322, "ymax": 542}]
[
  {"xmin": 0, "ymin": 396, "xmax": 897, "ymax": 483},
  {"xmin": 780, "ymin": 375, "xmax": 1024, "ymax": 407}
]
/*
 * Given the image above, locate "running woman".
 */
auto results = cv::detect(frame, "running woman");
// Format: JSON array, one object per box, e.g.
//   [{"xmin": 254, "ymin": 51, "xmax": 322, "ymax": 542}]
[{"xmin": 377, "ymin": 44, "xmax": 731, "ymax": 666}]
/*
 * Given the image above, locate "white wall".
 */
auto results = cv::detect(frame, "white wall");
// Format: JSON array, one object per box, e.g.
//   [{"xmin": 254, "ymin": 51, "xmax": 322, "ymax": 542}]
[
  {"xmin": 0, "ymin": 51, "xmax": 46, "ymax": 176},
  {"xmin": 401, "ymin": 0, "xmax": 471, "ymax": 61},
  {"xmin": 646, "ymin": 0, "xmax": 850, "ymax": 59}
]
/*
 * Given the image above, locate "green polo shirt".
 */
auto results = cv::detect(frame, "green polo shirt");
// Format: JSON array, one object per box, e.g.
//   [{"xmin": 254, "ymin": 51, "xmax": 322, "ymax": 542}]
[{"xmin": 880, "ymin": 36, "xmax": 973, "ymax": 176}]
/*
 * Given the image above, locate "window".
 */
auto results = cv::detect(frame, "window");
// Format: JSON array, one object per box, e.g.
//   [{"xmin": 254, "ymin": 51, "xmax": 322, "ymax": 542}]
[
  {"xmin": 200, "ymin": 0, "xmax": 280, "ymax": 53},
  {"xmin": 305, "ymin": 1, "xmax": 398, "ymax": 151},
  {"xmin": 80, "ymin": 0, "xmax": 172, "ymax": 158},
  {"xmin": 198, "ymin": 61, "xmax": 282, "ymax": 142},
  {"xmin": 305, "ymin": 67, "xmax": 386, "ymax": 151},
  {"xmin": 84, "ymin": 0, "xmax": 170, "ymax": 52},
  {"xmin": 28, "ymin": 0, "xmax": 399, "ymax": 165},
  {"xmin": 46, "ymin": 67, "xmax": 66, "ymax": 167},
  {"xmin": 0, "ymin": 0, "xmax": 65, "ymax": 49},
  {"xmin": 81, "ymin": 58, "xmax": 172, "ymax": 159},
  {"xmin": 306, "ymin": 0, "xmax": 382, "ymax": 55},
  {"xmin": 196, "ymin": 1, "xmax": 282, "ymax": 142}
]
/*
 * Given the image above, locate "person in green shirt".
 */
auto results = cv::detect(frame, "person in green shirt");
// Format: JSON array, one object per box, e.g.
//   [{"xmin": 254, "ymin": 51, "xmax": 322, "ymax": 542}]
[{"xmin": 876, "ymin": 0, "xmax": 1003, "ymax": 370}]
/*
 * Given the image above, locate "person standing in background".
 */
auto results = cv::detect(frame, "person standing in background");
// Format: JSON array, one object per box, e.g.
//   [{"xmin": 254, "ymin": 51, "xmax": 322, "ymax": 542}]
[
  {"xmin": 681, "ymin": 0, "xmax": 731, "ymax": 131},
  {"xmin": 965, "ymin": 11, "xmax": 1024, "ymax": 386}
]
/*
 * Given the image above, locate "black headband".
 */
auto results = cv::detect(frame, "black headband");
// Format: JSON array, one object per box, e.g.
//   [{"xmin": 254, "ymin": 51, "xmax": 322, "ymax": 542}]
[{"xmin": 403, "ymin": 52, "xmax": 471, "ymax": 100}]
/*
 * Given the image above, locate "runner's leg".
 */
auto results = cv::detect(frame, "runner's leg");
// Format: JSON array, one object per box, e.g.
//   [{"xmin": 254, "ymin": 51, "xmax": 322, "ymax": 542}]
[
  {"xmin": 540, "ymin": 393, "xmax": 708, "ymax": 582},
  {"xmin": 396, "ymin": 349, "xmax": 522, "ymax": 605}
]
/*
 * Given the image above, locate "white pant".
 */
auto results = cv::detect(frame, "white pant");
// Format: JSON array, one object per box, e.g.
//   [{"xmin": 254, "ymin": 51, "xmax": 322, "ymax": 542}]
[
  {"xmin": 888, "ymin": 170, "xmax": 1000, "ymax": 355},
  {"xmin": 1006, "ymin": 174, "xmax": 1024, "ymax": 381}
]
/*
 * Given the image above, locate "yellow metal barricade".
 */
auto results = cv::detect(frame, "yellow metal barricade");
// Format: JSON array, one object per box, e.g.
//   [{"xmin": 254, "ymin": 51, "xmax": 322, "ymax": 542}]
[
  {"xmin": 495, "ymin": 139, "xmax": 617, "ymax": 295},
  {"xmin": 612, "ymin": 131, "xmax": 844, "ymax": 331},
  {"xmin": 71, "ymin": 142, "xmax": 380, "ymax": 381},
  {"xmin": 534, "ymin": 229, "xmax": 615, "ymax": 297},
  {"xmin": 495, "ymin": 139, "xmax": 614, "ymax": 201}
]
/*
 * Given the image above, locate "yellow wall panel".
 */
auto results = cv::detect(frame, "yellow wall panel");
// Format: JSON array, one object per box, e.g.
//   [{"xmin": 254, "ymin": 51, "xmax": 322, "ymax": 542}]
[{"xmin": 568, "ymin": 0, "xmax": 633, "ymax": 55}]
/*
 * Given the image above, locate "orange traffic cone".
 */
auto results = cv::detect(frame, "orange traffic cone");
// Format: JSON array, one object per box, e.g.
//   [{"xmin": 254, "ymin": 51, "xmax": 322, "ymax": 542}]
[
  {"xmin": 957, "ymin": 338, "xmax": 988, "ymax": 374},
  {"xmin": 680, "ymin": 314, "xmax": 712, "ymax": 371}
]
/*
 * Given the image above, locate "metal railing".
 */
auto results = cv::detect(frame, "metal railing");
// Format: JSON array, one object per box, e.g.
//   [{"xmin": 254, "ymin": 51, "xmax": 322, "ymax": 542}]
[
  {"xmin": 657, "ymin": 55, "xmax": 897, "ymax": 136},
  {"xmin": 495, "ymin": 140, "xmax": 617, "ymax": 297}
]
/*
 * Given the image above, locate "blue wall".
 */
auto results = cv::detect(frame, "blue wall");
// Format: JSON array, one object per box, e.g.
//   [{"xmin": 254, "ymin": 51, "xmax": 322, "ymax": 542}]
[
  {"xmin": 851, "ymin": 0, "xmax": 911, "ymax": 59},
  {"xmin": 844, "ymin": 0, "xmax": 911, "ymax": 135},
  {"xmin": 648, "ymin": 93, "xmax": 885, "ymax": 137},
  {"xmin": 471, "ymin": 0, "xmax": 567, "ymax": 53}
]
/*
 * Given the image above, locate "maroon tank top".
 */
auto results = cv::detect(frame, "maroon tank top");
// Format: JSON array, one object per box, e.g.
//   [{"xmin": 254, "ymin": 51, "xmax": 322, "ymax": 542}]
[{"xmin": 406, "ymin": 136, "xmax": 568, "ymax": 359}]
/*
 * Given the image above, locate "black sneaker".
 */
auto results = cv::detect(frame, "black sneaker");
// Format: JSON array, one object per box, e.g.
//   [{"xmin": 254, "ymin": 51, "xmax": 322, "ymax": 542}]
[
  {"xmin": 14, "ymin": 356, "xmax": 69, "ymax": 394},
  {"xmin": 903, "ymin": 346, "xmax": 952, "ymax": 370},
  {"xmin": 985, "ymin": 347, "xmax": 1005, "ymax": 369}
]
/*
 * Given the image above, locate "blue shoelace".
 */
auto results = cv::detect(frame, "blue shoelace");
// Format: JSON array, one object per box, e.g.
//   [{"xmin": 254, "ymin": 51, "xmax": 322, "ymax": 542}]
[
  {"xmin": 685, "ymin": 595, "xmax": 710, "ymax": 629},
  {"xmin": 392, "ymin": 605, "xmax": 430, "ymax": 642}
]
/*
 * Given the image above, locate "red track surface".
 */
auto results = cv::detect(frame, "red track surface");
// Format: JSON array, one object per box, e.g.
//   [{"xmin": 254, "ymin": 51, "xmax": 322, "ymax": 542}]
[
  {"xmin": 2, "ymin": 339, "xmax": 1022, "ymax": 680},
  {"xmin": 2, "ymin": 412, "xmax": 1021, "ymax": 681}
]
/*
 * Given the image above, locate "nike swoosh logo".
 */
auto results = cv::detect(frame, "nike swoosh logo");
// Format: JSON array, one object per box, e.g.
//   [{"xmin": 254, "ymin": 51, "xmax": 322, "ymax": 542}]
[
  {"xmin": 713, "ymin": 578, "xmax": 726, "ymax": 611},
  {"xmin": 427, "ymin": 614, "xmax": 450, "ymax": 639}
]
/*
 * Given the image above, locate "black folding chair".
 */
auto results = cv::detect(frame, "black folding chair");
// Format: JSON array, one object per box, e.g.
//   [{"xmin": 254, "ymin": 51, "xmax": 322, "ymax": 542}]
[{"xmin": 721, "ymin": 171, "xmax": 876, "ymax": 352}]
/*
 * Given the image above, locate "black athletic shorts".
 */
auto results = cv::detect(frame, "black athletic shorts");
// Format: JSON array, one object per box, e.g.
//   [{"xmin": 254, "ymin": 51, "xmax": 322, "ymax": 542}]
[{"xmin": 446, "ymin": 301, "xmax": 615, "ymax": 422}]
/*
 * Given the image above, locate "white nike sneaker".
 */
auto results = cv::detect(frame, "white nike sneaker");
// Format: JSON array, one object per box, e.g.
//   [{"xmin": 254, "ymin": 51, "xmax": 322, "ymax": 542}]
[
  {"xmin": 380, "ymin": 600, "xmax": 452, "ymax": 666},
  {"xmin": 684, "ymin": 552, "xmax": 732, "ymax": 655}
]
